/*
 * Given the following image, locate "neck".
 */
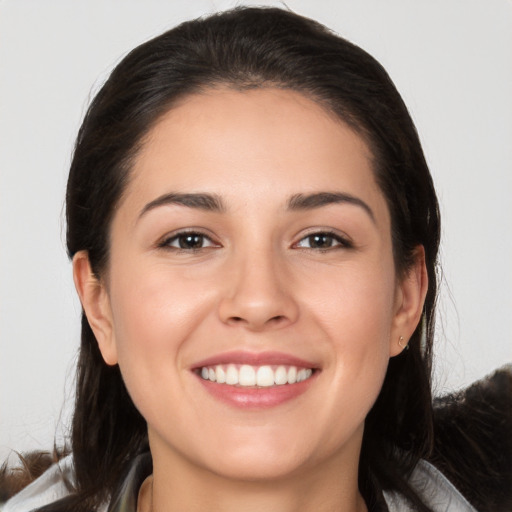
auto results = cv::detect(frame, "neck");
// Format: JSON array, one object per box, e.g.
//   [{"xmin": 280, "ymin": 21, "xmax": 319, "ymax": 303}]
[{"xmin": 145, "ymin": 439, "xmax": 367, "ymax": 512}]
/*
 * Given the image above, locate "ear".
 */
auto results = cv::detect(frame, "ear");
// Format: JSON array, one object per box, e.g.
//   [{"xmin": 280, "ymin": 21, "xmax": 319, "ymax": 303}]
[
  {"xmin": 73, "ymin": 251, "xmax": 118, "ymax": 365},
  {"xmin": 389, "ymin": 246, "xmax": 428, "ymax": 357}
]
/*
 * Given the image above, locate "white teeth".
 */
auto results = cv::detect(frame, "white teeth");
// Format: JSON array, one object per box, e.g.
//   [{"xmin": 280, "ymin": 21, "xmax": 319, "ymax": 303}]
[
  {"xmin": 226, "ymin": 364, "xmax": 239, "ymax": 385},
  {"xmin": 239, "ymin": 365, "xmax": 256, "ymax": 386},
  {"xmin": 199, "ymin": 364, "xmax": 314, "ymax": 387},
  {"xmin": 256, "ymin": 365, "xmax": 274, "ymax": 387},
  {"xmin": 297, "ymin": 368, "xmax": 307, "ymax": 382},
  {"xmin": 216, "ymin": 365, "xmax": 226, "ymax": 384},
  {"xmin": 296, "ymin": 368, "xmax": 312, "ymax": 382},
  {"xmin": 274, "ymin": 365, "xmax": 288, "ymax": 385}
]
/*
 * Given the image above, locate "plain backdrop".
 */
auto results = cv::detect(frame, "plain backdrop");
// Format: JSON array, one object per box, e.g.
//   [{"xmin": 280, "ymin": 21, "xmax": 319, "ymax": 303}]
[{"xmin": 1, "ymin": 0, "xmax": 511, "ymax": 462}]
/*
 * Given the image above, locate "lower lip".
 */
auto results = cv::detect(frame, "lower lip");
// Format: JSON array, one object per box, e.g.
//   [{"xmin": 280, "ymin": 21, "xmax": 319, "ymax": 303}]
[{"xmin": 196, "ymin": 374, "xmax": 317, "ymax": 409}]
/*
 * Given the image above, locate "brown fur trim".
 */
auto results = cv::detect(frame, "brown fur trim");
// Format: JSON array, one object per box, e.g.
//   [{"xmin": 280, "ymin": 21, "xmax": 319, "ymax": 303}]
[
  {"xmin": 0, "ymin": 448, "xmax": 69, "ymax": 502},
  {"xmin": 430, "ymin": 365, "xmax": 512, "ymax": 512}
]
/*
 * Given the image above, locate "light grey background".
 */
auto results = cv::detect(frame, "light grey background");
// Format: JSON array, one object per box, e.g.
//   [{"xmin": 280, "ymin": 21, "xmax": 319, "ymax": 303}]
[{"xmin": 1, "ymin": 0, "xmax": 511, "ymax": 462}]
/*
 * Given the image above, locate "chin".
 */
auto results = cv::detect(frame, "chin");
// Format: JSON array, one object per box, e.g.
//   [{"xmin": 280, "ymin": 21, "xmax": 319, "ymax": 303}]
[
  {"xmin": 194, "ymin": 425, "xmax": 346, "ymax": 483},
  {"xmin": 205, "ymin": 450, "xmax": 311, "ymax": 482}
]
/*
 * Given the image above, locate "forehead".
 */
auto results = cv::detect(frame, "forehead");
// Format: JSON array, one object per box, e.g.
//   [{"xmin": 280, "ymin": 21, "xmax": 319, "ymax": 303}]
[{"xmin": 121, "ymin": 87, "xmax": 387, "ymax": 220}]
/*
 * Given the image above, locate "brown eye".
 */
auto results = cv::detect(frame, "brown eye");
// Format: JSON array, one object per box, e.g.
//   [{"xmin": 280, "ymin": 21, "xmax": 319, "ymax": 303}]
[
  {"xmin": 161, "ymin": 232, "xmax": 217, "ymax": 250},
  {"xmin": 307, "ymin": 234, "xmax": 335, "ymax": 249},
  {"xmin": 178, "ymin": 234, "xmax": 205, "ymax": 249},
  {"xmin": 296, "ymin": 232, "xmax": 352, "ymax": 250}
]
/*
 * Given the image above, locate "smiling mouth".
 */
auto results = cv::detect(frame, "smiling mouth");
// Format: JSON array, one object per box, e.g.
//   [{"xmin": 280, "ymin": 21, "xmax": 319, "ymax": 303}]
[{"xmin": 197, "ymin": 364, "xmax": 315, "ymax": 387}]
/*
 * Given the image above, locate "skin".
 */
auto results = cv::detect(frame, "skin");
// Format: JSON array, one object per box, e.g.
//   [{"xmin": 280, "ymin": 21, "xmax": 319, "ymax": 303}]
[{"xmin": 74, "ymin": 88, "xmax": 427, "ymax": 512}]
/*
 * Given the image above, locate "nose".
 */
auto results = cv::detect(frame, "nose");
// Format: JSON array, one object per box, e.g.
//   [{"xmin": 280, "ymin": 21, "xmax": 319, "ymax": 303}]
[{"xmin": 218, "ymin": 249, "xmax": 299, "ymax": 331}]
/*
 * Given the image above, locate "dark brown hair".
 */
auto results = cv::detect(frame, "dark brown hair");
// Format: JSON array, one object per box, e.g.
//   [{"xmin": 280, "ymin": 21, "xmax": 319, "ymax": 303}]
[{"xmin": 50, "ymin": 7, "xmax": 440, "ymax": 510}]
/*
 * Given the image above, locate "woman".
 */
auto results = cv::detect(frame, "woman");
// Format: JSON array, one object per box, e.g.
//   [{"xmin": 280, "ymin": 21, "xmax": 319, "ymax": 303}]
[{"xmin": 3, "ymin": 6, "xmax": 508, "ymax": 512}]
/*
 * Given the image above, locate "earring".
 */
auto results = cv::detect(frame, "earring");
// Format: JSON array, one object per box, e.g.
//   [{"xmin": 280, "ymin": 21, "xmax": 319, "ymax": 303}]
[{"xmin": 398, "ymin": 336, "xmax": 409, "ymax": 351}]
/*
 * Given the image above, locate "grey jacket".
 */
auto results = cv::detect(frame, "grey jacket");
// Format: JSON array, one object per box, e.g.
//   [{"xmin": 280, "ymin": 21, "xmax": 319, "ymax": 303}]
[{"xmin": 2, "ymin": 452, "xmax": 476, "ymax": 512}]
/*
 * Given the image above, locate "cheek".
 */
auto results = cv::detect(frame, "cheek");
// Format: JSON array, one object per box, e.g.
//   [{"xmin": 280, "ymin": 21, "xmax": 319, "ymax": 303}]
[
  {"xmin": 305, "ymin": 255, "xmax": 397, "ymax": 341},
  {"xmin": 106, "ymin": 262, "xmax": 217, "ymax": 398},
  {"xmin": 111, "ymin": 260, "xmax": 213, "ymax": 340},
  {"xmin": 303, "ymin": 259, "xmax": 396, "ymax": 407}
]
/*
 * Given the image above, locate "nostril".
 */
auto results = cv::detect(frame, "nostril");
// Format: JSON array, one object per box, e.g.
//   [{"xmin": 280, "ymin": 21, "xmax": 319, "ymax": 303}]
[{"xmin": 228, "ymin": 314, "xmax": 285, "ymax": 325}]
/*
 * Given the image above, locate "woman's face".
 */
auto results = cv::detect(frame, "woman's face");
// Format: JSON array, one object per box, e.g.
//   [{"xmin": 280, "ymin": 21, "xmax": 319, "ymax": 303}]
[{"xmin": 76, "ymin": 87, "xmax": 425, "ymax": 482}]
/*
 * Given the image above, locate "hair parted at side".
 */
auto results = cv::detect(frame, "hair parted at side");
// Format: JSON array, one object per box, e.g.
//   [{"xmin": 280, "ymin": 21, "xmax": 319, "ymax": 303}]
[{"xmin": 51, "ymin": 7, "xmax": 440, "ymax": 511}]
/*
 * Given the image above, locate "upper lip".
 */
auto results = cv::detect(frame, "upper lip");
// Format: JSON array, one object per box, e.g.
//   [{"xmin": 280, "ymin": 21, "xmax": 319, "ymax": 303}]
[{"xmin": 191, "ymin": 350, "xmax": 319, "ymax": 370}]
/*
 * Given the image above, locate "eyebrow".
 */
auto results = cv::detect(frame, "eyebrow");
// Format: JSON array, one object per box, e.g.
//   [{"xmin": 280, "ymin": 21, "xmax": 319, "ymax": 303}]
[
  {"xmin": 138, "ymin": 193, "xmax": 225, "ymax": 219},
  {"xmin": 287, "ymin": 192, "xmax": 375, "ymax": 222},
  {"xmin": 138, "ymin": 190, "xmax": 375, "ymax": 223}
]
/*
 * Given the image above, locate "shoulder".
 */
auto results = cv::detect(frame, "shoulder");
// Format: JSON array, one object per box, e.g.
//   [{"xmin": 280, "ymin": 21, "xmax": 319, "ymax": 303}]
[
  {"xmin": 385, "ymin": 366, "xmax": 511, "ymax": 511},
  {"xmin": 384, "ymin": 459, "xmax": 477, "ymax": 511},
  {"xmin": 1, "ymin": 452, "xmax": 150, "ymax": 512},
  {"xmin": 429, "ymin": 365, "xmax": 512, "ymax": 512},
  {"xmin": 2, "ymin": 454, "xmax": 75, "ymax": 512}
]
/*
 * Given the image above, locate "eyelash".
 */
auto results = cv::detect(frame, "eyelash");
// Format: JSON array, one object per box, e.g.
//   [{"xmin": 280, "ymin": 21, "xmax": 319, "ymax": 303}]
[
  {"xmin": 158, "ymin": 230, "xmax": 219, "ymax": 251},
  {"xmin": 294, "ymin": 230, "xmax": 353, "ymax": 251},
  {"xmin": 158, "ymin": 229, "xmax": 353, "ymax": 252}
]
